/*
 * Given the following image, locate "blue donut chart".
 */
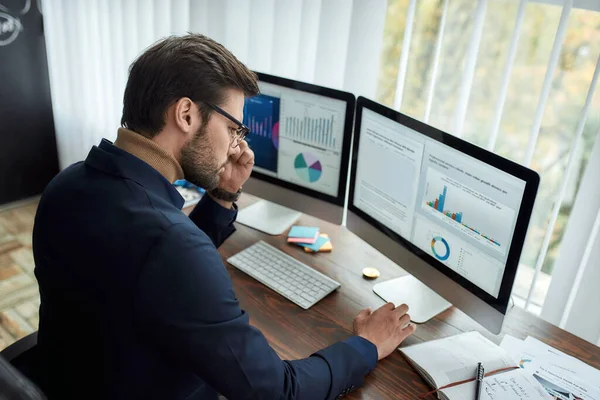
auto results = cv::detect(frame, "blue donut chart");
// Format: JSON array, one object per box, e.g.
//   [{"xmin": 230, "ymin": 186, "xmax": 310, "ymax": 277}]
[{"xmin": 431, "ymin": 236, "xmax": 450, "ymax": 261}]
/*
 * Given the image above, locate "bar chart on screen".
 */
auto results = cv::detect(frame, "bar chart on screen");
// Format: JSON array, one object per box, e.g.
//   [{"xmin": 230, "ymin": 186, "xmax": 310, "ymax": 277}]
[
  {"xmin": 279, "ymin": 97, "xmax": 344, "ymax": 152},
  {"xmin": 284, "ymin": 115, "xmax": 336, "ymax": 150},
  {"xmin": 243, "ymin": 94, "xmax": 280, "ymax": 173},
  {"xmin": 420, "ymin": 167, "xmax": 516, "ymax": 256}
]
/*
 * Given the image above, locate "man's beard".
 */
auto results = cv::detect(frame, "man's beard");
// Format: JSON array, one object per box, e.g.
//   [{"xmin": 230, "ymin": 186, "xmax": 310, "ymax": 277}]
[{"xmin": 180, "ymin": 126, "xmax": 227, "ymax": 191}]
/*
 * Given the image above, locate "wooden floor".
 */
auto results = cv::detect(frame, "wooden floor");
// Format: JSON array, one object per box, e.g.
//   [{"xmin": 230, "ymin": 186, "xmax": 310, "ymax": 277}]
[{"xmin": 0, "ymin": 200, "xmax": 40, "ymax": 351}]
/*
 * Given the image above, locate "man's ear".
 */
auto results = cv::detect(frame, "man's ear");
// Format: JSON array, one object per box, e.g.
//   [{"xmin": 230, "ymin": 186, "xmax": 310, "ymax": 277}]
[{"xmin": 173, "ymin": 97, "xmax": 198, "ymax": 134}]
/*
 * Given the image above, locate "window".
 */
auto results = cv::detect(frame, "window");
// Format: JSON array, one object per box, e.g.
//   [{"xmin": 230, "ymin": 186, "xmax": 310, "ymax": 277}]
[{"xmin": 377, "ymin": 0, "xmax": 600, "ymax": 314}]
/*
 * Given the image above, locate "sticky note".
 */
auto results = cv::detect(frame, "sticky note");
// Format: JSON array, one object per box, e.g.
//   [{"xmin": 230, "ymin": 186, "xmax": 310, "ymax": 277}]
[
  {"xmin": 288, "ymin": 226, "xmax": 320, "ymax": 239},
  {"xmin": 299, "ymin": 235, "xmax": 331, "ymax": 252},
  {"xmin": 287, "ymin": 232, "xmax": 319, "ymax": 244},
  {"xmin": 304, "ymin": 234, "xmax": 332, "ymax": 253},
  {"xmin": 310, "ymin": 239, "xmax": 333, "ymax": 253}
]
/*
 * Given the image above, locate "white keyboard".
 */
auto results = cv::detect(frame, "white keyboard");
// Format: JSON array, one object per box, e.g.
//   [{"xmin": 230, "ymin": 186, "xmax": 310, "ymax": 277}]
[{"xmin": 227, "ymin": 241, "xmax": 341, "ymax": 309}]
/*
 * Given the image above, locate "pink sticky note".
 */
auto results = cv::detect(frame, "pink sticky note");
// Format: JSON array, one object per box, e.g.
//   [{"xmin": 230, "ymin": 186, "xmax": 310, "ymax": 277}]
[{"xmin": 287, "ymin": 232, "xmax": 319, "ymax": 244}]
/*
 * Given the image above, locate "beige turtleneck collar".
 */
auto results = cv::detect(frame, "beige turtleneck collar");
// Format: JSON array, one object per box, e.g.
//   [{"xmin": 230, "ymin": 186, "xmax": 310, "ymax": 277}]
[{"xmin": 114, "ymin": 128, "xmax": 184, "ymax": 183}]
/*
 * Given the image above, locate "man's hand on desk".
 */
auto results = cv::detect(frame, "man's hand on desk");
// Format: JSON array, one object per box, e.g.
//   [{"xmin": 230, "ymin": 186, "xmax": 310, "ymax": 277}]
[{"xmin": 353, "ymin": 302, "xmax": 416, "ymax": 360}]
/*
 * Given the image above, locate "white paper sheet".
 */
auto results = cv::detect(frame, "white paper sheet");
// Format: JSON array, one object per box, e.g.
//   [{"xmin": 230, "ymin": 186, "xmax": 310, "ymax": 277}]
[
  {"xmin": 441, "ymin": 368, "xmax": 552, "ymax": 400},
  {"xmin": 522, "ymin": 337, "xmax": 600, "ymax": 388},
  {"xmin": 526, "ymin": 360, "xmax": 600, "ymax": 400},
  {"xmin": 499, "ymin": 335, "xmax": 600, "ymax": 398}
]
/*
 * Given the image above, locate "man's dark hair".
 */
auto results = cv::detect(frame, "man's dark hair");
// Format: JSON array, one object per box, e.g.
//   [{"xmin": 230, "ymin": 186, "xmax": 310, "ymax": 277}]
[{"xmin": 121, "ymin": 34, "xmax": 259, "ymax": 137}]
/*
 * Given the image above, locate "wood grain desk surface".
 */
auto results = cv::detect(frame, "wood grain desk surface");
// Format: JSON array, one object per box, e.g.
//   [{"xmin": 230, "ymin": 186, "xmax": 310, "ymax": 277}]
[{"xmin": 186, "ymin": 194, "xmax": 600, "ymax": 399}]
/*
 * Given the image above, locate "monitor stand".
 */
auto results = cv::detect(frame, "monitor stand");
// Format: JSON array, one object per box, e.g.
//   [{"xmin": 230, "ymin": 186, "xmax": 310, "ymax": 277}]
[
  {"xmin": 373, "ymin": 275, "xmax": 452, "ymax": 323},
  {"xmin": 236, "ymin": 199, "xmax": 302, "ymax": 235}
]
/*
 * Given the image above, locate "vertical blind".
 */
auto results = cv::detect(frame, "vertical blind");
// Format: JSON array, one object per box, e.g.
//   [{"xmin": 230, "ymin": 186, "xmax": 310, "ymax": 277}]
[
  {"xmin": 42, "ymin": 0, "xmax": 387, "ymax": 169},
  {"xmin": 42, "ymin": 0, "xmax": 600, "ymax": 344}
]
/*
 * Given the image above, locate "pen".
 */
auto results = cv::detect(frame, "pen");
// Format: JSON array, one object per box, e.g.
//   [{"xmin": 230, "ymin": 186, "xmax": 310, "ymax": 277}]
[{"xmin": 475, "ymin": 362, "xmax": 484, "ymax": 400}]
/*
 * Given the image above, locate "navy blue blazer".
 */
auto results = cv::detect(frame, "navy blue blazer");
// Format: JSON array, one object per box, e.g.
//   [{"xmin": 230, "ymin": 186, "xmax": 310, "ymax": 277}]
[{"xmin": 32, "ymin": 139, "xmax": 377, "ymax": 400}]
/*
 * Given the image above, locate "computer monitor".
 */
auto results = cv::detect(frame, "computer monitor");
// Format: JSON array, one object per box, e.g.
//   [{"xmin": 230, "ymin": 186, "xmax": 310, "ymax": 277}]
[
  {"xmin": 237, "ymin": 72, "xmax": 354, "ymax": 235},
  {"xmin": 347, "ymin": 96, "xmax": 539, "ymax": 334}
]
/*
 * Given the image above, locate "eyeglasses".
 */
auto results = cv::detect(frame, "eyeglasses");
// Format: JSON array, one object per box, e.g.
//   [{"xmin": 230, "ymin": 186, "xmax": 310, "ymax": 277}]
[{"xmin": 205, "ymin": 103, "xmax": 250, "ymax": 148}]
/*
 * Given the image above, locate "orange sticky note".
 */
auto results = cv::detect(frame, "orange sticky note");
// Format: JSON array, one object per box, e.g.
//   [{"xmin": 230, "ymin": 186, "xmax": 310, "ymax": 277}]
[{"xmin": 304, "ymin": 234, "xmax": 333, "ymax": 253}]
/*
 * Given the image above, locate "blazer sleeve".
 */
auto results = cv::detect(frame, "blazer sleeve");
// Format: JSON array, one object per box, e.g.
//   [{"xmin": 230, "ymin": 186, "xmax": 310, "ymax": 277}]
[
  {"xmin": 133, "ymin": 223, "xmax": 377, "ymax": 400},
  {"xmin": 187, "ymin": 194, "xmax": 237, "ymax": 247}
]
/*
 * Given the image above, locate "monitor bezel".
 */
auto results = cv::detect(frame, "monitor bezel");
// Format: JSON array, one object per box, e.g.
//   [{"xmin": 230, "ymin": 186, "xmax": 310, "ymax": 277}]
[
  {"xmin": 348, "ymin": 96, "xmax": 540, "ymax": 314},
  {"xmin": 245, "ymin": 72, "xmax": 355, "ymax": 207}
]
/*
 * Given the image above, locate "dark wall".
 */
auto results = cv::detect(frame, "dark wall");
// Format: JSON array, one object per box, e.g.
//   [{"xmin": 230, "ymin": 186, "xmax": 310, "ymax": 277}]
[{"xmin": 0, "ymin": 0, "xmax": 59, "ymax": 205}]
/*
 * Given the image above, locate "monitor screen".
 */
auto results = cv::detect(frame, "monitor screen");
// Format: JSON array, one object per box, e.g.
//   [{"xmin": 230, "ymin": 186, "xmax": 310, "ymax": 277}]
[
  {"xmin": 243, "ymin": 80, "xmax": 348, "ymax": 198},
  {"xmin": 352, "ymin": 107, "xmax": 528, "ymax": 299}
]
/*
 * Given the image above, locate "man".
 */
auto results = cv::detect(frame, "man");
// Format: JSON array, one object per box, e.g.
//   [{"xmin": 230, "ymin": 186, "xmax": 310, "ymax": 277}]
[{"xmin": 33, "ymin": 34, "xmax": 416, "ymax": 399}]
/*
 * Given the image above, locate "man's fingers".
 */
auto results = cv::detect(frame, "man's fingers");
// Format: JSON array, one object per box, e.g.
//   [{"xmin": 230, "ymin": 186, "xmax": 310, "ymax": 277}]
[
  {"xmin": 229, "ymin": 151, "xmax": 243, "ymax": 163},
  {"xmin": 401, "ymin": 322, "xmax": 417, "ymax": 337},
  {"xmin": 394, "ymin": 303, "xmax": 409, "ymax": 317},
  {"xmin": 230, "ymin": 141, "xmax": 249, "ymax": 163},
  {"xmin": 237, "ymin": 148, "xmax": 254, "ymax": 165},
  {"xmin": 358, "ymin": 307, "xmax": 372, "ymax": 317},
  {"xmin": 398, "ymin": 313, "xmax": 411, "ymax": 328},
  {"xmin": 394, "ymin": 321, "xmax": 416, "ymax": 343},
  {"xmin": 237, "ymin": 139, "xmax": 249, "ymax": 151},
  {"xmin": 236, "ymin": 140, "xmax": 249, "ymax": 155}
]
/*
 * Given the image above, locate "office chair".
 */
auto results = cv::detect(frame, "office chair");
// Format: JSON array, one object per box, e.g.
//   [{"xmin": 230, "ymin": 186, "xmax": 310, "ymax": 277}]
[
  {"xmin": 0, "ymin": 331, "xmax": 46, "ymax": 400},
  {"xmin": 1, "ymin": 333, "xmax": 228, "ymax": 399}
]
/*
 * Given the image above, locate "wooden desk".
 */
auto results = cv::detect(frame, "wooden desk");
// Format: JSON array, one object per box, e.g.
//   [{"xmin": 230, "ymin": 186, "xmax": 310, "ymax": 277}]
[{"xmin": 188, "ymin": 194, "xmax": 600, "ymax": 399}]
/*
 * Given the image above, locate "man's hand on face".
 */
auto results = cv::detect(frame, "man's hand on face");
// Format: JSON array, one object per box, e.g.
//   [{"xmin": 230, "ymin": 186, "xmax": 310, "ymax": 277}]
[{"xmin": 218, "ymin": 140, "xmax": 254, "ymax": 193}]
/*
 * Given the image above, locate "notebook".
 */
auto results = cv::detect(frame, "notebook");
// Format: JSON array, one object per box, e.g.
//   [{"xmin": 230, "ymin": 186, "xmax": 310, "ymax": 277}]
[{"xmin": 400, "ymin": 331, "xmax": 552, "ymax": 400}]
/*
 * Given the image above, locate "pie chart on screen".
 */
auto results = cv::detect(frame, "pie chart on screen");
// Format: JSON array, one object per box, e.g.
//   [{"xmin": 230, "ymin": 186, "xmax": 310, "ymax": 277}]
[{"xmin": 294, "ymin": 152, "xmax": 322, "ymax": 183}]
